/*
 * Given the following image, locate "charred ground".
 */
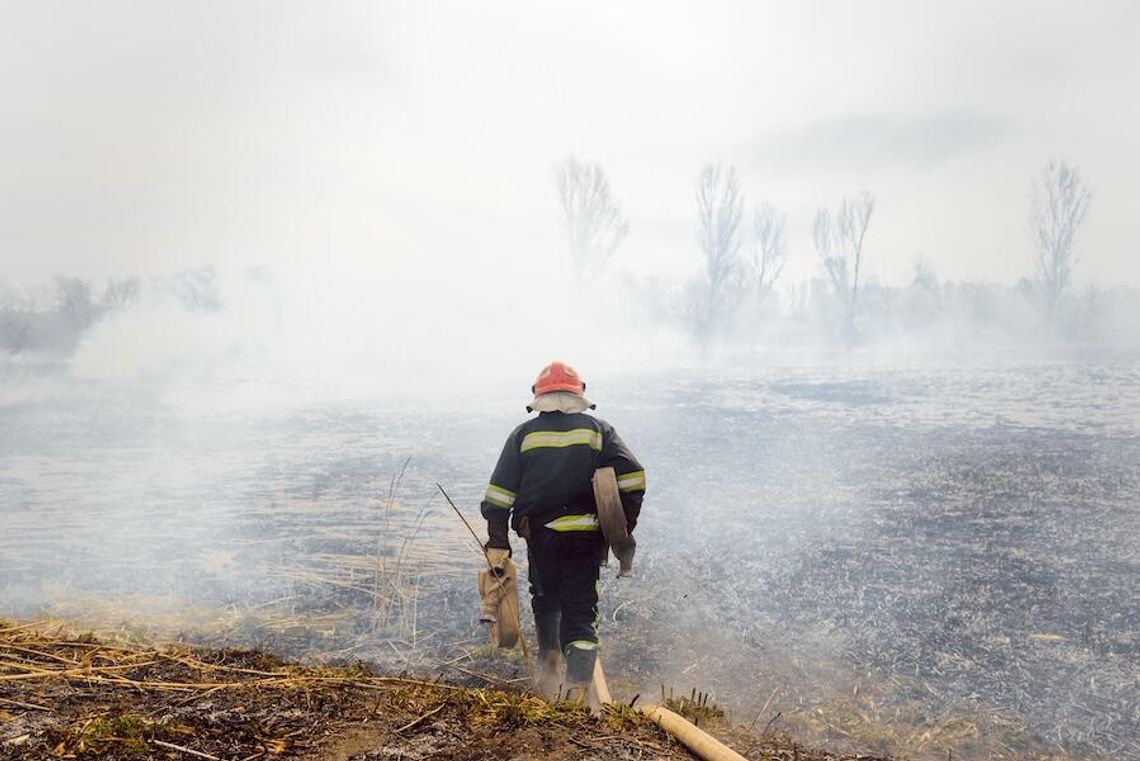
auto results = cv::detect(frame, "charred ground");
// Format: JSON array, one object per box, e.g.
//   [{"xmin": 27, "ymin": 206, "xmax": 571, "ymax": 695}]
[
  {"xmin": 0, "ymin": 621, "xmax": 867, "ymax": 761},
  {"xmin": 1, "ymin": 360, "xmax": 1137, "ymax": 759}
]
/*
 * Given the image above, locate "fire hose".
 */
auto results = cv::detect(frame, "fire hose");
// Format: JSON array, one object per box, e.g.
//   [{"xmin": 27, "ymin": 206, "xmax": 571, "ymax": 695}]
[
  {"xmin": 596, "ymin": 471, "xmax": 751, "ymax": 761},
  {"xmin": 635, "ymin": 701, "xmax": 751, "ymax": 761},
  {"xmin": 592, "ymin": 467, "xmax": 635, "ymax": 578},
  {"xmin": 443, "ymin": 481, "xmax": 750, "ymax": 761}
]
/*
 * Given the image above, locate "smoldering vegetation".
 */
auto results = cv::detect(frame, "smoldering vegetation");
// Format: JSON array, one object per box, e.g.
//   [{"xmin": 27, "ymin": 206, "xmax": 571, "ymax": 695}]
[
  {"xmin": 2, "ymin": 156, "xmax": 1137, "ymax": 760},
  {"xmin": 4, "ymin": 5, "xmax": 1138, "ymax": 759},
  {"xmin": 1, "ymin": 359, "xmax": 1137, "ymax": 759},
  {"xmin": 612, "ymin": 366, "xmax": 1139, "ymax": 758}
]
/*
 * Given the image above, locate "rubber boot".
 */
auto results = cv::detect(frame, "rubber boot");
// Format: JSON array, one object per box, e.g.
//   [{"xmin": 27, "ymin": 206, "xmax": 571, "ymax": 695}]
[
  {"xmin": 563, "ymin": 643, "xmax": 599, "ymax": 711},
  {"xmin": 535, "ymin": 649, "xmax": 562, "ymax": 701}
]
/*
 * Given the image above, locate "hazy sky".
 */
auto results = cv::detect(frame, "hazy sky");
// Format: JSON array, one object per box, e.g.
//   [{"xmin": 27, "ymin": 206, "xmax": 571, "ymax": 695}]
[{"xmin": 3, "ymin": 1, "xmax": 1139, "ymax": 293}]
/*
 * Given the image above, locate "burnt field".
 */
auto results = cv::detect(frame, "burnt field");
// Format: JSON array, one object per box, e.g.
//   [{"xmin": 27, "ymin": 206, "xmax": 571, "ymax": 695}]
[{"xmin": 1, "ymin": 359, "xmax": 1138, "ymax": 759}]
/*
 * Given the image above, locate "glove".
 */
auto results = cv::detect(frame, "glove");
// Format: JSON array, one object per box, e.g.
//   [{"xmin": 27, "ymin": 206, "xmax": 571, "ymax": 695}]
[
  {"xmin": 611, "ymin": 534, "xmax": 636, "ymax": 578},
  {"xmin": 486, "ymin": 520, "xmax": 510, "ymax": 551},
  {"xmin": 485, "ymin": 547, "xmax": 511, "ymax": 579}
]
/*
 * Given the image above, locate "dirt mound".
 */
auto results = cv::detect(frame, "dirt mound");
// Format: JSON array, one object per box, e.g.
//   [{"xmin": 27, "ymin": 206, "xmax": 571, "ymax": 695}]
[{"xmin": 0, "ymin": 620, "xmax": 882, "ymax": 760}]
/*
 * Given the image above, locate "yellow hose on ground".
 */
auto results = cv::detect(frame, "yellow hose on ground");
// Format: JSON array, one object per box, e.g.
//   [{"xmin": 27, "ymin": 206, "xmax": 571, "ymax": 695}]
[
  {"xmin": 636, "ymin": 703, "xmax": 750, "ymax": 761},
  {"xmin": 593, "ymin": 662, "xmax": 750, "ymax": 761}
]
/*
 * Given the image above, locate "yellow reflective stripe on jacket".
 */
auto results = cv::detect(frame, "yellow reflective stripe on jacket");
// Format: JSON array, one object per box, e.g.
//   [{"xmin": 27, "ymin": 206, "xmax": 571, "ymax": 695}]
[
  {"xmin": 543, "ymin": 513, "xmax": 600, "ymax": 532},
  {"xmin": 519, "ymin": 428, "xmax": 603, "ymax": 453},
  {"xmin": 617, "ymin": 470, "xmax": 646, "ymax": 492},
  {"xmin": 484, "ymin": 483, "xmax": 516, "ymax": 509}
]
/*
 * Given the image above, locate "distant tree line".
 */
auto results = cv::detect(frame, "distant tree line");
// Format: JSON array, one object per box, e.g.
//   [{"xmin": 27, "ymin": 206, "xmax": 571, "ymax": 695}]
[
  {"xmin": 553, "ymin": 155, "xmax": 1116, "ymax": 350},
  {"xmin": 1, "ymin": 160, "xmax": 1114, "ymax": 359},
  {"xmin": 0, "ymin": 267, "xmax": 221, "ymax": 356}
]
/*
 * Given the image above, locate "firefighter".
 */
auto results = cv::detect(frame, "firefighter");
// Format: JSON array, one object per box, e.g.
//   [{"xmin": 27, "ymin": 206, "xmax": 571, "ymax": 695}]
[{"xmin": 481, "ymin": 361, "xmax": 646, "ymax": 699}]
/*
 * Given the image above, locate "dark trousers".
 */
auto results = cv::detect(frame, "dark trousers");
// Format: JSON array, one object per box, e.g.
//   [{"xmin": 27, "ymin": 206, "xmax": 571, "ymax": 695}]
[{"xmin": 526, "ymin": 526, "xmax": 604, "ymax": 659}]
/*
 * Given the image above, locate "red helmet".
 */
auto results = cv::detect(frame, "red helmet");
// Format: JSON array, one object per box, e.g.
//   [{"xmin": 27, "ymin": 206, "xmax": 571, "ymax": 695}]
[{"xmin": 532, "ymin": 361, "xmax": 586, "ymax": 396}]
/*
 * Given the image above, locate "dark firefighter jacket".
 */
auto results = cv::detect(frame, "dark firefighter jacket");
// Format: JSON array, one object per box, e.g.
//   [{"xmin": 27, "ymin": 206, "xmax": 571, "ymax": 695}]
[{"xmin": 481, "ymin": 411, "xmax": 646, "ymax": 549}]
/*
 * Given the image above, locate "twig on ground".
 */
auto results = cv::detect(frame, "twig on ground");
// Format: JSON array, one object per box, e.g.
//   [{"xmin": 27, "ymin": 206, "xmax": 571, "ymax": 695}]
[
  {"xmin": 443, "ymin": 663, "xmax": 515, "ymax": 688},
  {"xmin": 749, "ymin": 686, "xmax": 780, "ymax": 732},
  {"xmin": 763, "ymin": 711, "xmax": 783, "ymax": 737},
  {"xmin": 0, "ymin": 697, "xmax": 51, "ymax": 711},
  {"xmin": 394, "ymin": 703, "xmax": 445, "ymax": 733},
  {"xmin": 151, "ymin": 739, "xmax": 223, "ymax": 760}
]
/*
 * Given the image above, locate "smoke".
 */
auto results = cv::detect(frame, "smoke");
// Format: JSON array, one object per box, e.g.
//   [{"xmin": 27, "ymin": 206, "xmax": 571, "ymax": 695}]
[
  {"xmin": 3, "ymin": 4, "xmax": 1139, "ymax": 757},
  {"xmin": 5, "ymin": 272, "xmax": 1140, "ymax": 758},
  {"xmin": 66, "ymin": 258, "xmax": 698, "ymax": 408},
  {"xmin": 72, "ymin": 276, "xmax": 269, "ymax": 382}
]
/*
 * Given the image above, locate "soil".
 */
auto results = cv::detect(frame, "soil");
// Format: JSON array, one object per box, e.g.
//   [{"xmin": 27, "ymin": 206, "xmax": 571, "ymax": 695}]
[{"xmin": 0, "ymin": 620, "xmax": 873, "ymax": 761}]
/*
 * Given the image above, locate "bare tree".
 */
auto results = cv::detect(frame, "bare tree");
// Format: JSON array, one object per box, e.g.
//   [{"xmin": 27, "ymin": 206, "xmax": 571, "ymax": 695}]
[
  {"xmin": 171, "ymin": 267, "xmax": 221, "ymax": 313},
  {"xmin": 1030, "ymin": 160, "xmax": 1091, "ymax": 318},
  {"xmin": 555, "ymin": 155, "xmax": 629, "ymax": 275},
  {"xmin": 101, "ymin": 277, "xmax": 140, "ymax": 312},
  {"xmin": 0, "ymin": 285, "xmax": 34, "ymax": 354},
  {"xmin": 813, "ymin": 192, "xmax": 874, "ymax": 342},
  {"xmin": 907, "ymin": 255, "xmax": 942, "ymax": 326},
  {"xmin": 694, "ymin": 164, "xmax": 744, "ymax": 340},
  {"xmin": 54, "ymin": 276, "xmax": 98, "ymax": 330},
  {"xmin": 751, "ymin": 200, "xmax": 787, "ymax": 304}
]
